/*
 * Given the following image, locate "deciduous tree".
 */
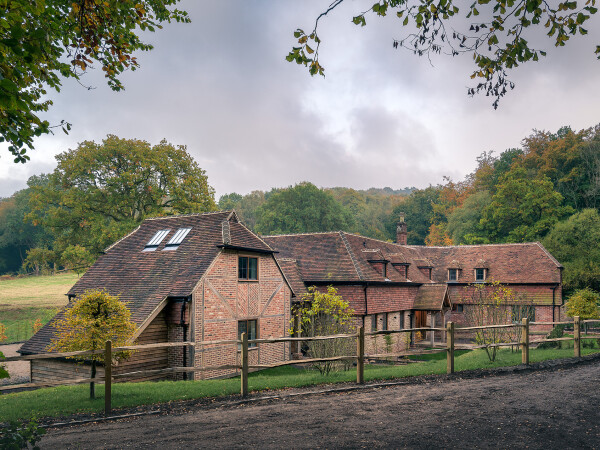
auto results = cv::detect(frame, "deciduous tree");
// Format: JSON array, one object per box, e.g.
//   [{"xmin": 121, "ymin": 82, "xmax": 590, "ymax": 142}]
[
  {"xmin": 255, "ymin": 182, "xmax": 354, "ymax": 235},
  {"xmin": 291, "ymin": 286, "xmax": 356, "ymax": 375},
  {"xmin": 289, "ymin": 0, "xmax": 599, "ymax": 108},
  {"xmin": 480, "ymin": 167, "xmax": 573, "ymax": 242},
  {"xmin": 1, "ymin": 0, "xmax": 189, "ymax": 163},
  {"xmin": 463, "ymin": 280, "xmax": 521, "ymax": 362},
  {"xmin": 60, "ymin": 245, "xmax": 94, "ymax": 276},
  {"xmin": 565, "ymin": 288, "xmax": 600, "ymax": 320},
  {"xmin": 543, "ymin": 209, "xmax": 600, "ymax": 295},
  {"xmin": 27, "ymin": 135, "xmax": 216, "ymax": 256},
  {"xmin": 48, "ymin": 289, "xmax": 137, "ymax": 399}
]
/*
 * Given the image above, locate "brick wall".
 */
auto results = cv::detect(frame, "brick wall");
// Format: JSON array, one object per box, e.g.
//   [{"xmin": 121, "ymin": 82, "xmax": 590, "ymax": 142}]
[
  {"xmin": 366, "ymin": 285, "xmax": 419, "ymax": 314},
  {"xmin": 449, "ymin": 284, "xmax": 562, "ymax": 306},
  {"xmin": 193, "ymin": 250, "xmax": 290, "ymax": 379}
]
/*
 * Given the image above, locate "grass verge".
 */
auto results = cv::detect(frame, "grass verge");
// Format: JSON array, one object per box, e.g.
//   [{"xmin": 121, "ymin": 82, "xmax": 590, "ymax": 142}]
[
  {"xmin": 1, "ymin": 308, "xmax": 59, "ymax": 343},
  {"xmin": 2, "ymin": 346, "xmax": 599, "ymax": 423}
]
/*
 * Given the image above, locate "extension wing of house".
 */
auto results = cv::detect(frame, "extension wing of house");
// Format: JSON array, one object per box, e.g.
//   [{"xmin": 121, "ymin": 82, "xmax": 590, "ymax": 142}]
[
  {"xmin": 20, "ymin": 211, "xmax": 293, "ymax": 382},
  {"xmin": 263, "ymin": 216, "xmax": 563, "ymax": 351}
]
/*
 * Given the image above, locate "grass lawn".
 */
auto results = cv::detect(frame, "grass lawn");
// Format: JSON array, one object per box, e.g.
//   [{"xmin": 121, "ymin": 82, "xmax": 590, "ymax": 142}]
[
  {"xmin": 0, "ymin": 273, "xmax": 78, "ymax": 343},
  {"xmin": 2, "ymin": 346, "xmax": 599, "ymax": 423}
]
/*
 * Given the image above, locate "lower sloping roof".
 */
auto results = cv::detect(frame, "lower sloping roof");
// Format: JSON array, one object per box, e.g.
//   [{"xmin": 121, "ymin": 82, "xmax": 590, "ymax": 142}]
[{"xmin": 413, "ymin": 284, "xmax": 449, "ymax": 311}]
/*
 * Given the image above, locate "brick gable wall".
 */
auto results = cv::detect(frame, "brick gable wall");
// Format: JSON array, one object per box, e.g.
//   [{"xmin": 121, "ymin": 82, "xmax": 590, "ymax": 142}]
[{"xmin": 192, "ymin": 250, "xmax": 290, "ymax": 379}]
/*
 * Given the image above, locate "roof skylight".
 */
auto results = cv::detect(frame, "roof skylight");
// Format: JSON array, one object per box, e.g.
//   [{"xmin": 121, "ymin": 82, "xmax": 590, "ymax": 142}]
[
  {"xmin": 164, "ymin": 227, "xmax": 192, "ymax": 250},
  {"xmin": 143, "ymin": 229, "xmax": 170, "ymax": 252}
]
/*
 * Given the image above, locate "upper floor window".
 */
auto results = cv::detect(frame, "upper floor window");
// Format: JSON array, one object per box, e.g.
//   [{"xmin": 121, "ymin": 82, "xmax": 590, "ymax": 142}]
[
  {"xmin": 448, "ymin": 268, "xmax": 458, "ymax": 281},
  {"xmin": 475, "ymin": 268, "xmax": 486, "ymax": 282},
  {"xmin": 238, "ymin": 256, "xmax": 258, "ymax": 280}
]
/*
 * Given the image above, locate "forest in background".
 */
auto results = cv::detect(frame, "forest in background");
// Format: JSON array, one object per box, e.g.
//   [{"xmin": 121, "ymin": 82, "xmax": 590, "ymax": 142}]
[{"xmin": 1, "ymin": 125, "xmax": 599, "ymax": 297}]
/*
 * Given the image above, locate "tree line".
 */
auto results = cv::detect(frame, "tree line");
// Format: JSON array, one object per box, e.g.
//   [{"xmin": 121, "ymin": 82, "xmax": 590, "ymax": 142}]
[{"xmin": 2, "ymin": 125, "xmax": 600, "ymax": 299}]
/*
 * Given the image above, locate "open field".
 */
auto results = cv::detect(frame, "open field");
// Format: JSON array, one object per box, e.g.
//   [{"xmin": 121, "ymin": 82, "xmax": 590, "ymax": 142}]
[
  {"xmin": 0, "ymin": 273, "xmax": 77, "ymax": 343},
  {"xmin": 2, "ymin": 346, "xmax": 599, "ymax": 423}
]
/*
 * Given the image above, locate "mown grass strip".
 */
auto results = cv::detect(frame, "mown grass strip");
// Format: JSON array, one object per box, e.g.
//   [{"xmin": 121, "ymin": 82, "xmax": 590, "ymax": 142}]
[{"xmin": 2, "ymin": 347, "xmax": 599, "ymax": 423}]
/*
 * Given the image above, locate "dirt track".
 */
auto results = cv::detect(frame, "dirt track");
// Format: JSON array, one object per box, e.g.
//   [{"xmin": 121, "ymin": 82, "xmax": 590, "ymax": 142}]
[{"xmin": 41, "ymin": 358, "xmax": 600, "ymax": 449}]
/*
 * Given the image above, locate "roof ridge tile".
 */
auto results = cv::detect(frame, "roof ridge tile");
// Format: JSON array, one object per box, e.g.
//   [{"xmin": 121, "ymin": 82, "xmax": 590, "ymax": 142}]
[{"xmin": 339, "ymin": 232, "xmax": 365, "ymax": 281}]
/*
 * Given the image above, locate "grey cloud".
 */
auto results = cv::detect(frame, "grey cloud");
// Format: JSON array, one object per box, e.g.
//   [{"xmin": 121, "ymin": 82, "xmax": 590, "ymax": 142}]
[{"xmin": 1, "ymin": 1, "xmax": 599, "ymax": 199}]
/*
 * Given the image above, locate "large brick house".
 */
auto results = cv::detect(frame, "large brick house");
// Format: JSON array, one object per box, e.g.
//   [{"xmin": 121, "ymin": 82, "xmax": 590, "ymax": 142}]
[
  {"xmin": 263, "ymin": 216, "xmax": 563, "ymax": 351},
  {"xmin": 20, "ymin": 211, "xmax": 562, "ymax": 382},
  {"xmin": 19, "ymin": 211, "xmax": 293, "ymax": 382}
]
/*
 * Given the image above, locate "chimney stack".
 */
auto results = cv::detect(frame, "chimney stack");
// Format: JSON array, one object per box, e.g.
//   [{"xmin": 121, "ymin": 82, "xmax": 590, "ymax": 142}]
[{"xmin": 396, "ymin": 212, "xmax": 407, "ymax": 245}]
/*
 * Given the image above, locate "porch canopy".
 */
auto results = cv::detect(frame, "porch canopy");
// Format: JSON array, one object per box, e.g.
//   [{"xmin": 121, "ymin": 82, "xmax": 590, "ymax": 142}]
[{"xmin": 413, "ymin": 284, "xmax": 450, "ymax": 311}]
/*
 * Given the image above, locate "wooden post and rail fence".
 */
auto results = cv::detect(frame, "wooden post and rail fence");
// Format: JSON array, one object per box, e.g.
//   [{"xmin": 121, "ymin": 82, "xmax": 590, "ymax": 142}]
[{"xmin": 1, "ymin": 316, "xmax": 598, "ymax": 415}]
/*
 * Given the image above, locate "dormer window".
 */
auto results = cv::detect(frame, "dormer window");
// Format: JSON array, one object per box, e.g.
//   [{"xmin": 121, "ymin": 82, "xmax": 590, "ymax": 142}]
[
  {"xmin": 475, "ymin": 268, "xmax": 486, "ymax": 282},
  {"xmin": 448, "ymin": 268, "xmax": 458, "ymax": 282},
  {"xmin": 163, "ymin": 227, "xmax": 192, "ymax": 251},
  {"xmin": 143, "ymin": 229, "xmax": 170, "ymax": 252}
]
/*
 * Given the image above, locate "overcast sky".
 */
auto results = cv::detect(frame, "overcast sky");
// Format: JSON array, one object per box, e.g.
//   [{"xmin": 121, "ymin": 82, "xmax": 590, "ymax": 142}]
[{"xmin": 1, "ymin": 1, "xmax": 599, "ymax": 199}]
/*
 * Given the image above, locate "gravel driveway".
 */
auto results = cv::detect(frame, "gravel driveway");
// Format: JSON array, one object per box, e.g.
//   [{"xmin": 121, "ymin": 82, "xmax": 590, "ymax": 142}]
[
  {"xmin": 0, "ymin": 343, "xmax": 29, "ymax": 386},
  {"xmin": 40, "ymin": 357, "xmax": 600, "ymax": 449}
]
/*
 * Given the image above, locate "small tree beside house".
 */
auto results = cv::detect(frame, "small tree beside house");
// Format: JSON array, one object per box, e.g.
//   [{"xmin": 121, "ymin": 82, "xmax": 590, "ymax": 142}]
[
  {"xmin": 566, "ymin": 289, "xmax": 600, "ymax": 336},
  {"xmin": 48, "ymin": 289, "xmax": 136, "ymax": 399},
  {"xmin": 291, "ymin": 286, "xmax": 356, "ymax": 375},
  {"xmin": 463, "ymin": 280, "xmax": 522, "ymax": 362},
  {"xmin": 565, "ymin": 289, "xmax": 600, "ymax": 320}
]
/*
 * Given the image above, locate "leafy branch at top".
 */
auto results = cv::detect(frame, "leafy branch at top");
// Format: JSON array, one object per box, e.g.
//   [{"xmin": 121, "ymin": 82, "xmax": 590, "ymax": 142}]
[
  {"xmin": 289, "ymin": 0, "xmax": 599, "ymax": 108},
  {"xmin": 0, "ymin": 0, "xmax": 190, "ymax": 163}
]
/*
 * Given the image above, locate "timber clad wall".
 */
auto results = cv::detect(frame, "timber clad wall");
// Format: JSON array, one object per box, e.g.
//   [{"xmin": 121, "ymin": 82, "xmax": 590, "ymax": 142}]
[
  {"xmin": 194, "ymin": 250, "xmax": 290, "ymax": 379},
  {"xmin": 31, "ymin": 359, "xmax": 105, "ymax": 383},
  {"xmin": 114, "ymin": 310, "xmax": 168, "ymax": 382},
  {"xmin": 30, "ymin": 310, "xmax": 169, "ymax": 383}
]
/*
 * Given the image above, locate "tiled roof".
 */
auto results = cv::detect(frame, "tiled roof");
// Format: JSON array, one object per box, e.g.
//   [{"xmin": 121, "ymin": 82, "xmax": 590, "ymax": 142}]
[
  {"xmin": 263, "ymin": 232, "xmax": 433, "ymax": 285},
  {"xmin": 265, "ymin": 233, "xmax": 562, "ymax": 297},
  {"xmin": 415, "ymin": 242, "xmax": 562, "ymax": 284},
  {"xmin": 413, "ymin": 284, "xmax": 448, "ymax": 310},
  {"xmin": 276, "ymin": 258, "xmax": 306, "ymax": 298},
  {"xmin": 20, "ymin": 210, "xmax": 273, "ymax": 355}
]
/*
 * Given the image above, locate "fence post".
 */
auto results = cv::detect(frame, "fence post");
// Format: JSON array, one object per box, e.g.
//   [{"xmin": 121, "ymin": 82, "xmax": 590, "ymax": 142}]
[
  {"xmin": 521, "ymin": 318, "xmax": 529, "ymax": 365},
  {"xmin": 446, "ymin": 321, "xmax": 454, "ymax": 374},
  {"xmin": 104, "ymin": 340, "xmax": 112, "ymax": 415},
  {"xmin": 241, "ymin": 332, "xmax": 248, "ymax": 397},
  {"xmin": 357, "ymin": 326, "xmax": 364, "ymax": 385},
  {"xmin": 574, "ymin": 316, "xmax": 581, "ymax": 358}
]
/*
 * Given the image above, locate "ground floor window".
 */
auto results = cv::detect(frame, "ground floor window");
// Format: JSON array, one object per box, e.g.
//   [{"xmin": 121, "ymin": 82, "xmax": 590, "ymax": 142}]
[
  {"xmin": 381, "ymin": 313, "xmax": 388, "ymax": 331},
  {"xmin": 371, "ymin": 315, "xmax": 377, "ymax": 331},
  {"xmin": 452, "ymin": 304, "xmax": 464, "ymax": 313},
  {"xmin": 512, "ymin": 305, "xmax": 535, "ymax": 323},
  {"xmin": 238, "ymin": 319, "xmax": 257, "ymax": 347}
]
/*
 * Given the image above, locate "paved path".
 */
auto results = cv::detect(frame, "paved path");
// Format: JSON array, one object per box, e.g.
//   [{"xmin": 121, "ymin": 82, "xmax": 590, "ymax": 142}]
[{"xmin": 41, "ymin": 360, "xmax": 600, "ymax": 449}]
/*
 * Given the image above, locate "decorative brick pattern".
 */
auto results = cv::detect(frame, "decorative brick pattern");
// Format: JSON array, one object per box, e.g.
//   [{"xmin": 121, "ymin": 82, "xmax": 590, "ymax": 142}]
[{"xmin": 194, "ymin": 250, "xmax": 290, "ymax": 379}]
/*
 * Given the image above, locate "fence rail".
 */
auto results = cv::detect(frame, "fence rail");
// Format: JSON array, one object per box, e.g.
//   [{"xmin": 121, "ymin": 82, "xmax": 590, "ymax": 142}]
[{"xmin": 1, "ymin": 316, "xmax": 593, "ymax": 414}]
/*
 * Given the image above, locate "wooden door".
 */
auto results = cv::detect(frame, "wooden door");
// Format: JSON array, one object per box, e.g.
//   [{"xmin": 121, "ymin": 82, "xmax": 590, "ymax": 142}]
[{"xmin": 415, "ymin": 311, "xmax": 427, "ymax": 340}]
